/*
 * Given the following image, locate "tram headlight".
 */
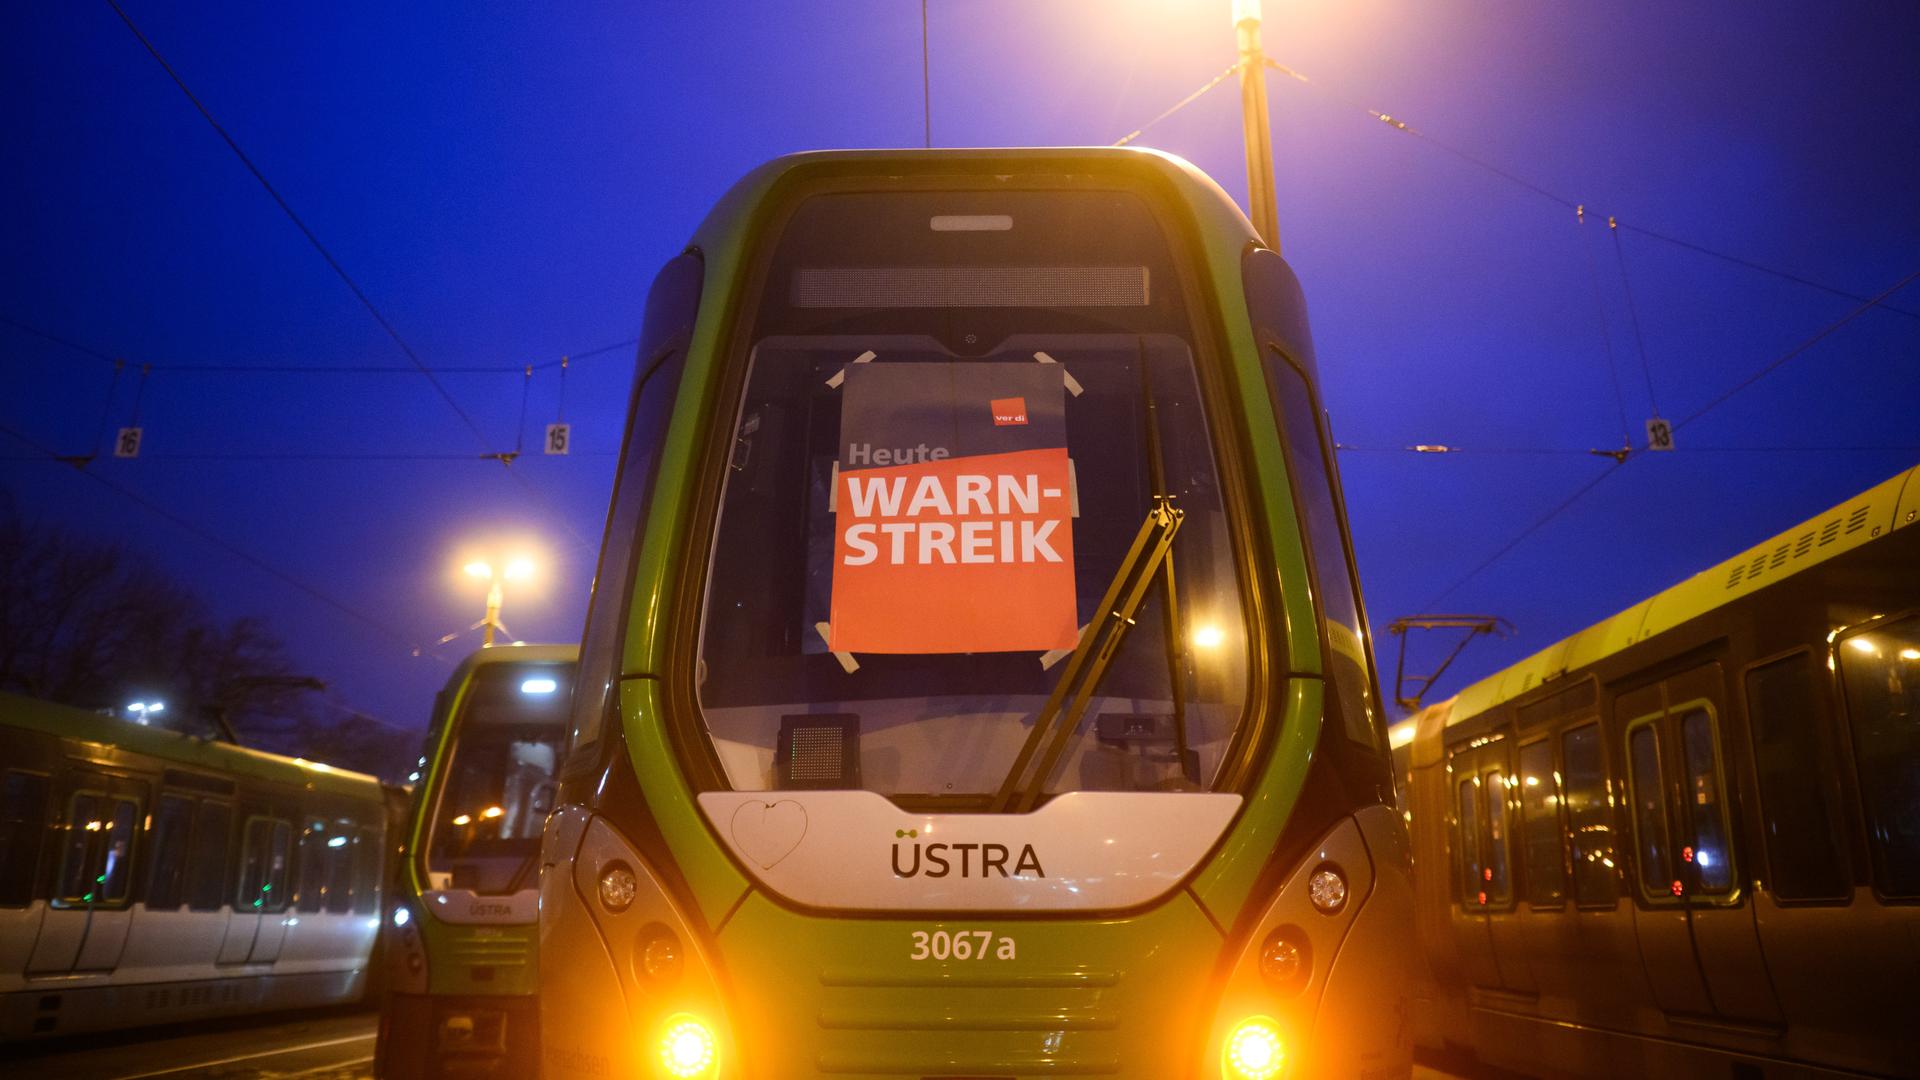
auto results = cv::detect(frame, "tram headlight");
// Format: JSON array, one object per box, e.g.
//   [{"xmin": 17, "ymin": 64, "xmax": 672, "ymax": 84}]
[
  {"xmin": 636, "ymin": 923, "xmax": 685, "ymax": 985},
  {"xmin": 599, "ymin": 861, "xmax": 638, "ymax": 913},
  {"xmin": 391, "ymin": 904, "xmax": 411, "ymax": 928},
  {"xmin": 1223, "ymin": 1016, "xmax": 1285, "ymax": 1079},
  {"xmin": 1307, "ymin": 864, "xmax": 1347, "ymax": 914},
  {"xmin": 1258, "ymin": 926, "xmax": 1310, "ymax": 992},
  {"xmin": 656, "ymin": 1013, "xmax": 718, "ymax": 1078}
]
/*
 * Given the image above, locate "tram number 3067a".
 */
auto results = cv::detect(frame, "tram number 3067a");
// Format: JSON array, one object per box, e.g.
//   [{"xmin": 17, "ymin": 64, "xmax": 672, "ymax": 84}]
[{"xmin": 909, "ymin": 929, "xmax": 1018, "ymax": 961}]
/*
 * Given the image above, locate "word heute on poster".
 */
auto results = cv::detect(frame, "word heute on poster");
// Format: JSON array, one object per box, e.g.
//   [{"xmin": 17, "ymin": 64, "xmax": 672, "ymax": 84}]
[{"xmin": 829, "ymin": 362, "xmax": 1078, "ymax": 655}]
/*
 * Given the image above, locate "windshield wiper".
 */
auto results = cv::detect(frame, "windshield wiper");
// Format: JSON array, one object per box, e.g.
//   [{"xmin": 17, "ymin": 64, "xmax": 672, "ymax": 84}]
[
  {"xmin": 991, "ymin": 496, "xmax": 1184, "ymax": 813},
  {"xmin": 992, "ymin": 338, "xmax": 1198, "ymax": 812}
]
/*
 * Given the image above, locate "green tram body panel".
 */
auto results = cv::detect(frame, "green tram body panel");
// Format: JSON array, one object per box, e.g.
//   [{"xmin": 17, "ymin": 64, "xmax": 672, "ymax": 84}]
[
  {"xmin": 545, "ymin": 148, "xmax": 1412, "ymax": 1080},
  {"xmin": 404, "ymin": 643, "xmax": 576, "ymax": 1001},
  {"xmin": 378, "ymin": 645, "xmax": 575, "ymax": 1080}
]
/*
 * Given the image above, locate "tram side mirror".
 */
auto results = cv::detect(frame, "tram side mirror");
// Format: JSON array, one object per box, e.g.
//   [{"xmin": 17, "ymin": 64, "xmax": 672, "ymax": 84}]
[{"xmin": 530, "ymin": 780, "xmax": 556, "ymax": 816}]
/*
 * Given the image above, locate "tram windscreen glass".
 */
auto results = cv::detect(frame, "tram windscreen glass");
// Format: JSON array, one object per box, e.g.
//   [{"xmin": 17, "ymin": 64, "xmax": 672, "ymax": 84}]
[
  {"xmin": 426, "ymin": 664, "xmax": 569, "ymax": 893},
  {"xmin": 695, "ymin": 186, "xmax": 1251, "ymax": 805}
]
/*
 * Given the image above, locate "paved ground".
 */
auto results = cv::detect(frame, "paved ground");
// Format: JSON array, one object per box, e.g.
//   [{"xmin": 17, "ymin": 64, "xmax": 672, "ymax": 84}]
[
  {"xmin": 4, "ymin": 1010, "xmax": 1485, "ymax": 1079},
  {"xmin": 0, "ymin": 1010, "xmax": 377, "ymax": 1079}
]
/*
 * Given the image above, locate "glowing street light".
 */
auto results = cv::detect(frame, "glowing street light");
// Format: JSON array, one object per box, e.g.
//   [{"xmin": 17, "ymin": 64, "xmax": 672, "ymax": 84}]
[
  {"xmin": 458, "ymin": 553, "xmax": 538, "ymax": 647},
  {"xmin": 126, "ymin": 701, "xmax": 166, "ymax": 725}
]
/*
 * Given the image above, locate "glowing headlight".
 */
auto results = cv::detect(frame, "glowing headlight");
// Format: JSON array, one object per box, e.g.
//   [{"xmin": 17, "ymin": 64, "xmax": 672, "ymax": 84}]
[
  {"xmin": 391, "ymin": 905, "xmax": 411, "ymax": 928},
  {"xmin": 1223, "ymin": 1016, "xmax": 1285, "ymax": 1079},
  {"xmin": 657, "ymin": 1014, "xmax": 718, "ymax": 1077}
]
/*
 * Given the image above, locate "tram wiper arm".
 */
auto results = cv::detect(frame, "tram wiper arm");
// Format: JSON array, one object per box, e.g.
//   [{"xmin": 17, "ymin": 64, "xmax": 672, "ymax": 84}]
[{"xmin": 990, "ymin": 496, "xmax": 1184, "ymax": 814}]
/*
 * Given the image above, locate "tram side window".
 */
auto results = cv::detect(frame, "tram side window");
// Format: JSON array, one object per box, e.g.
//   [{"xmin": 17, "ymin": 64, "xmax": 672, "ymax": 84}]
[
  {"xmin": 1678, "ymin": 710, "xmax": 1735, "ymax": 894},
  {"xmin": 187, "ymin": 802, "xmax": 231, "ymax": 911},
  {"xmin": 0, "ymin": 771, "xmax": 50, "ymax": 907},
  {"xmin": 146, "ymin": 794, "xmax": 195, "ymax": 910},
  {"xmin": 351, "ymin": 827, "xmax": 381, "ymax": 915},
  {"xmin": 1456, "ymin": 776, "xmax": 1484, "ymax": 908},
  {"xmin": 1837, "ymin": 618, "xmax": 1920, "ymax": 898},
  {"xmin": 57, "ymin": 792, "xmax": 138, "ymax": 906},
  {"xmin": 568, "ymin": 256, "xmax": 700, "ymax": 773},
  {"xmin": 1627, "ymin": 724, "xmax": 1673, "ymax": 898},
  {"xmin": 1482, "ymin": 770, "xmax": 1514, "ymax": 906},
  {"xmin": 238, "ymin": 817, "xmax": 293, "ymax": 913},
  {"xmin": 1265, "ymin": 351, "xmax": 1381, "ymax": 750},
  {"xmin": 324, "ymin": 822, "xmax": 355, "ymax": 914},
  {"xmin": 296, "ymin": 822, "xmax": 329, "ymax": 914},
  {"xmin": 1744, "ymin": 654, "xmax": 1850, "ymax": 900},
  {"xmin": 1518, "ymin": 741, "xmax": 1566, "ymax": 905},
  {"xmin": 1561, "ymin": 724, "xmax": 1618, "ymax": 905}
]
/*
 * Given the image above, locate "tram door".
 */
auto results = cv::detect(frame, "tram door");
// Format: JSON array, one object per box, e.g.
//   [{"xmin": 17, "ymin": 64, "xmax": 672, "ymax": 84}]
[
  {"xmin": 1447, "ymin": 734, "xmax": 1532, "ymax": 991},
  {"xmin": 1621, "ymin": 664, "xmax": 1783, "ymax": 1025},
  {"xmin": 25, "ymin": 770, "xmax": 141, "ymax": 974},
  {"xmin": 218, "ymin": 814, "xmax": 292, "ymax": 964}
]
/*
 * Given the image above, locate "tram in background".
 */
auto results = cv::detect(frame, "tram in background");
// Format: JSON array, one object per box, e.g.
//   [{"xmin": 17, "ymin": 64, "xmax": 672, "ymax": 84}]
[
  {"xmin": 376, "ymin": 644, "xmax": 574, "ymax": 1079},
  {"xmin": 0, "ymin": 692, "xmax": 388, "ymax": 1040},
  {"xmin": 538, "ymin": 147, "xmax": 1412, "ymax": 1079},
  {"xmin": 1402, "ymin": 464, "xmax": 1920, "ymax": 1078}
]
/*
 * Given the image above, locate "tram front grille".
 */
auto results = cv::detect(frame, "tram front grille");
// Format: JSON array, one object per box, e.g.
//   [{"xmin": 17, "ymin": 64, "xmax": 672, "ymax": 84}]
[{"xmin": 811, "ymin": 966, "xmax": 1125, "ymax": 1076}]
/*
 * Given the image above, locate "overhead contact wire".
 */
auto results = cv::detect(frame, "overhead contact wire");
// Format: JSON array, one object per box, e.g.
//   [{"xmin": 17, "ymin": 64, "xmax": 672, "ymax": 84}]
[
  {"xmin": 1113, "ymin": 62, "xmax": 1243, "ymax": 148},
  {"xmin": 104, "ymin": 0, "xmax": 586, "ymax": 543},
  {"xmin": 0, "ymin": 421, "xmax": 442, "ymax": 662}
]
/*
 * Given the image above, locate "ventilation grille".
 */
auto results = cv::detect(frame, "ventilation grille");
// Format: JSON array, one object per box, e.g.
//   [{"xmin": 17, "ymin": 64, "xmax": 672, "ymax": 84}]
[
  {"xmin": 1725, "ymin": 503, "xmax": 1873, "ymax": 591},
  {"xmin": 792, "ymin": 266, "xmax": 1150, "ymax": 308}
]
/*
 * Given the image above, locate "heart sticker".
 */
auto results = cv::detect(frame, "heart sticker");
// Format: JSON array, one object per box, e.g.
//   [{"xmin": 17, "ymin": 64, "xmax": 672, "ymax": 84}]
[{"xmin": 730, "ymin": 799, "xmax": 808, "ymax": 870}]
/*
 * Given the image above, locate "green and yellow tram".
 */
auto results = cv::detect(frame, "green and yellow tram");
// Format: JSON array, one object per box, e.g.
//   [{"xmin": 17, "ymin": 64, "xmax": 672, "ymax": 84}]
[
  {"xmin": 376, "ymin": 644, "xmax": 575, "ymax": 1078},
  {"xmin": 539, "ymin": 148, "xmax": 1412, "ymax": 1079}
]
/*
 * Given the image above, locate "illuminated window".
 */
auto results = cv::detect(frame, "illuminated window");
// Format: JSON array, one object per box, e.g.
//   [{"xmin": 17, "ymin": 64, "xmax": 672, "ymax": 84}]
[
  {"xmin": 1561, "ymin": 723, "xmax": 1617, "ymax": 906},
  {"xmin": 1837, "ymin": 617, "xmax": 1920, "ymax": 898},
  {"xmin": 1518, "ymin": 740, "xmax": 1565, "ymax": 906}
]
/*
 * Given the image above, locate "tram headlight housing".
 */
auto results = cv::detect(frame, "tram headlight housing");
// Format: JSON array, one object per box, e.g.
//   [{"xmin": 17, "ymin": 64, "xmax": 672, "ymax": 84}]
[
  {"xmin": 1223, "ymin": 1016, "xmax": 1286, "ymax": 1079},
  {"xmin": 657, "ymin": 1013, "xmax": 719, "ymax": 1077},
  {"xmin": 636, "ymin": 922, "xmax": 685, "ymax": 985},
  {"xmin": 1258, "ymin": 926, "xmax": 1310, "ymax": 993},
  {"xmin": 599, "ymin": 861, "xmax": 638, "ymax": 913},
  {"xmin": 1307, "ymin": 864, "xmax": 1347, "ymax": 914}
]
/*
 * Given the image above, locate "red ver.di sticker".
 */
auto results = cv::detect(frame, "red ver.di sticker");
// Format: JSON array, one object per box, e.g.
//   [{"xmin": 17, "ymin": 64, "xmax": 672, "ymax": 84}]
[{"xmin": 830, "ymin": 363, "xmax": 1076, "ymax": 655}]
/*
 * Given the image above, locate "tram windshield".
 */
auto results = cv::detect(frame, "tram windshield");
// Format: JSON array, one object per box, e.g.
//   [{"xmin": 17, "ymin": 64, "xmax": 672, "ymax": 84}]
[
  {"xmin": 425, "ymin": 662, "xmax": 570, "ymax": 892},
  {"xmin": 695, "ymin": 184, "xmax": 1252, "ymax": 808}
]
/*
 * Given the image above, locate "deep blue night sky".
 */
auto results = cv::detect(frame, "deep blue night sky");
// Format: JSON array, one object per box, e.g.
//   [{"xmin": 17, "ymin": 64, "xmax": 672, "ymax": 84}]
[{"xmin": 4, "ymin": 1, "xmax": 1916, "ymax": 732}]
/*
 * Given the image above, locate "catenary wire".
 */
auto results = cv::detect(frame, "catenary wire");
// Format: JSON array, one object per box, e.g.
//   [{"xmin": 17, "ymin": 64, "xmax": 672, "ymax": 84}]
[
  {"xmin": 103, "ymin": 0, "xmax": 587, "ymax": 544},
  {"xmin": 0, "ymin": 421, "xmax": 443, "ymax": 663},
  {"xmin": 1413, "ymin": 269, "xmax": 1919, "ymax": 608},
  {"xmin": 1257, "ymin": 57, "xmax": 1920, "ymax": 321}
]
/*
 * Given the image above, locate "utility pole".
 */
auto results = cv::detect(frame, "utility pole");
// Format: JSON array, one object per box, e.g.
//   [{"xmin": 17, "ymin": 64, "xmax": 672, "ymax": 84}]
[
  {"xmin": 1233, "ymin": 0, "xmax": 1280, "ymax": 251},
  {"xmin": 482, "ymin": 577, "xmax": 503, "ymax": 647}
]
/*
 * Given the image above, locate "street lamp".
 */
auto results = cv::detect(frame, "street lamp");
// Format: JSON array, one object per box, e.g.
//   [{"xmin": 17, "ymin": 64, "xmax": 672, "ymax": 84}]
[
  {"xmin": 462, "ymin": 555, "xmax": 536, "ymax": 647},
  {"xmin": 1232, "ymin": 0, "xmax": 1280, "ymax": 250},
  {"xmin": 126, "ymin": 700, "xmax": 166, "ymax": 725}
]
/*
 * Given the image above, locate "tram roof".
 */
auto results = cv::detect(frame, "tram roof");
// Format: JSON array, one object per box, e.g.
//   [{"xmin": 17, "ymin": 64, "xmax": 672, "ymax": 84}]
[
  {"xmin": 1444, "ymin": 460, "xmax": 1920, "ymax": 728},
  {"xmin": 0, "ymin": 690, "xmax": 385, "ymax": 801},
  {"xmin": 442, "ymin": 641, "xmax": 578, "ymax": 689},
  {"xmin": 688, "ymin": 146, "xmax": 1259, "ymax": 259}
]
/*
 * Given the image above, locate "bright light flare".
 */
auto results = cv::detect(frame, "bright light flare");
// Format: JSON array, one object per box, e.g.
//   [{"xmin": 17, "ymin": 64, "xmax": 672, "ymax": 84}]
[
  {"xmin": 1192, "ymin": 624, "xmax": 1227, "ymax": 649},
  {"xmin": 1224, "ymin": 1017, "xmax": 1285, "ymax": 1079},
  {"xmin": 658, "ymin": 1015, "xmax": 718, "ymax": 1078},
  {"xmin": 452, "ymin": 814, "xmax": 472, "ymax": 827},
  {"xmin": 480, "ymin": 805, "xmax": 505, "ymax": 820},
  {"xmin": 521, "ymin": 677, "xmax": 558, "ymax": 695},
  {"xmin": 504, "ymin": 557, "xmax": 535, "ymax": 581},
  {"xmin": 463, "ymin": 560, "xmax": 493, "ymax": 579}
]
